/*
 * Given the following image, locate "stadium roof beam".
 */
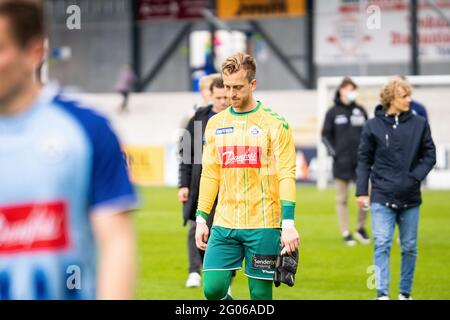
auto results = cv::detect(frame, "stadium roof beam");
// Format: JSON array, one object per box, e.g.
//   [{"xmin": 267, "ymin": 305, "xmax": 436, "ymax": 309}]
[
  {"xmin": 411, "ymin": 0, "xmax": 419, "ymax": 75},
  {"xmin": 306, "ymin": 0, "xmax": 316, "ymax": 89},
  {"xmin": 201, "ymin": 9, "xmax": 232, "ymax": 32},
  {"xmin": 131, "ymin": 0, "xmax": 141, "ymax": 86},
  {"xmin": 249, "ymin": 20, "xmax": 310, "ymax": 89},
  {"xmin": 138, "ymin": 23, "xmax": 193, "ymax": 92}
]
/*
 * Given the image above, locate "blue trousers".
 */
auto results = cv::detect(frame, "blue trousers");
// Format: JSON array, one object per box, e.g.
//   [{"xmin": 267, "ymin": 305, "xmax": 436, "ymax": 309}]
[{"xmin": 371, "ymin": 203, "xmax": 420, "ymax": 296}]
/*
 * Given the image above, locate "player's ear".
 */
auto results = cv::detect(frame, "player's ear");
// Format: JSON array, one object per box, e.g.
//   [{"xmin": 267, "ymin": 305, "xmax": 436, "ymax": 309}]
[
  {"xmin": 25, "ymin": 37, "xmax": 45, "ymax": 72},
  {"xmin": 250, "ymin": 79, "xmax": 257, "ymax": 92}
]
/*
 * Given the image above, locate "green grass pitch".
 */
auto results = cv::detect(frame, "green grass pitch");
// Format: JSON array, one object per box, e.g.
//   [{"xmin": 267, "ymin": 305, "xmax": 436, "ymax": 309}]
[{"xmin": 135, "ymin": 185, "xmax": 450, "ymax": 300}]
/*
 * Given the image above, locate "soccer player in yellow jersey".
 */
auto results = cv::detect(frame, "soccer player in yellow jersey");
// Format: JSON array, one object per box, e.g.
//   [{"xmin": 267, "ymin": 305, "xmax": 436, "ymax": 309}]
[{"xmin": 195, "ymin": 53, "xmax": 300, "ymax": 300}]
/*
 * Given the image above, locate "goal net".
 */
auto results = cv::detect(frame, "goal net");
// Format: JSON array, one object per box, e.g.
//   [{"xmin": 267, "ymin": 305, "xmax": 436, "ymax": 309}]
[{"xmin": 316, "ymin": 75, "xmax": 450, "ymax": 190}]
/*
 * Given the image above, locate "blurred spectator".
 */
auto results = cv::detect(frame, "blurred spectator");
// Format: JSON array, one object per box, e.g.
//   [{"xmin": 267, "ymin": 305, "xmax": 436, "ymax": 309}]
[
  {"xmin": 115, "ymin": 64, "xmax": 136, "ymax": 113},
  {"xmin": 322, "ymin": 77, "xmax": 370, "ymax": 246},
  {"xmin": 410, "ymin": 100, "xmax": 429, "ymax": 122},
  {"xmin": 195, "ymin": 73, "xmax": 220, "ymax": 111},
  {"xmin": 400, "ymin": 76, "xmax": 429, "ymax": 122}
]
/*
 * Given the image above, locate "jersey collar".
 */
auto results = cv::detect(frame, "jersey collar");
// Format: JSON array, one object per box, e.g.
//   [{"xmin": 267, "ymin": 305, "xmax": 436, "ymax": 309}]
[{"xmin": 229, "ymin": 101, "xmax": 261, "ymax": 116}]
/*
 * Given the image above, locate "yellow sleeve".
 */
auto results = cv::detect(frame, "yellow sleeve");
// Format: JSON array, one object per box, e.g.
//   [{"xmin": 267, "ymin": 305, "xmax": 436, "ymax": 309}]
[
  {"xmin": 196, "ymin": 121, "xmax": 220, "ymax": 219},
  {"xmin": 272, "ymin": 121, "xmax": 297, "ymax": 215}
]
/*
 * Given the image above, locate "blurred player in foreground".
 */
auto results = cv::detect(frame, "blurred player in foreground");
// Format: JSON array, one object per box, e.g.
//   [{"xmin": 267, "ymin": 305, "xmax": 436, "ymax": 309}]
[
  {"xmin": 0, "ymin": 0, "xmax": 137, "ymax": 300},
  {"xmin": 356, "ymin": 77, "xmax": 436, "ymax": 300},
  {"xmin": 195, "ymin": 53, "xmax": 299, "ymax": 300},
  {"xmin": 178, "ymin": 76, "xmax": 229, "ymax": 288}
]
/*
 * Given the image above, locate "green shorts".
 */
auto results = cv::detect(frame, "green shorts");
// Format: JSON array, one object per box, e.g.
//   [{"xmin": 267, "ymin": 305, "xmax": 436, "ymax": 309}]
[{"xmin": 203, "ymin": 226, "xmax": 281, "ymax": 280}]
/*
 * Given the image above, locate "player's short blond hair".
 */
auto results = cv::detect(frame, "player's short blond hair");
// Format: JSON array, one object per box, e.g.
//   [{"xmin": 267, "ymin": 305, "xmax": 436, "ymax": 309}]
[
  {"xmin": 221, "ymin": 52, "xmax": 256, "ymax": 82},
  {"xmin": 199, "ymin": 73, "xmax": 220, "ymax": 91},
  {"xmin": 380, "ymin": 76, "xmax": 412, "ymax": 110}
]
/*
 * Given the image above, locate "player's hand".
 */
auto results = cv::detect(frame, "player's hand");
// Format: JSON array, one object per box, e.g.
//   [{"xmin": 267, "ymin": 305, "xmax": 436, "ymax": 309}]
[
  {"xmin": 178, "ymin": 187, "xmax": 189, "ymax": 202},
  {"xmin": 357, "ymin": 196, "xmax": 370, "ymax": 210},
  {"xmin": 281, "ymin": 227, "xmax": 299, "ymax": 255},
  {"xmin": 195, "ymin": 221, "xmax": 209, "ymax": 251}
]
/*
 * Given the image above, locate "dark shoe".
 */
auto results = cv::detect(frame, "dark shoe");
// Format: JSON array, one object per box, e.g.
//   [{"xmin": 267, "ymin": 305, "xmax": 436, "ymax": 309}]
[
  {"xmin": 354, "ymin": 228, "xmax": 371, "ymax": 244},
  {"xmin": 343, "ymin": 232, "xmax": 356, "ymax": 246}
]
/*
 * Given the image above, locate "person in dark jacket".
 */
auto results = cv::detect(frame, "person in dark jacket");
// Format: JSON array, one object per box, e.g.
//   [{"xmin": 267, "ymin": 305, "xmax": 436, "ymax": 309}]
[
  {"xmin": 356, "ymin": 77, "xmax": 436, "ymax": 300},
  {"xmin": 322, "ymin": 77, "xmax": 370, "ymax": 246},
  {"xmin": 178, "ymin": 77, "xmax": 229, "ymax": 288}
]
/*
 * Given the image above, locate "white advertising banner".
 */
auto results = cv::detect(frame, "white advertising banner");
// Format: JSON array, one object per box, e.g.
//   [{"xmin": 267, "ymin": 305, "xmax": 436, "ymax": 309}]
[{"xmin": 315, "ymin": 0, "xmax": 450, "ymax": 64}]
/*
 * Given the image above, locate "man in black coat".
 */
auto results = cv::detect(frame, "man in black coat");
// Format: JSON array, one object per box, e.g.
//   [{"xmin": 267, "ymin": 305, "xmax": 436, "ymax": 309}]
[
  {"xmin": 178, "ymin": 77, "xmax": 229, "ymax": 288},
  {"xmin": 322, "ymin": 77, "xmax": 370, "ymax": 246},
  {"xmin": 356, "ymin": 77, "xmax": 436, "ymax": 300}
]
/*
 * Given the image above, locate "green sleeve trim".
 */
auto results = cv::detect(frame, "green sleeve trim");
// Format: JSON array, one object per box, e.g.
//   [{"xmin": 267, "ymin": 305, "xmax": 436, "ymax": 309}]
[
  {"xmin": 281, "ymin": 201, "xmax": 295, "ymax": 220},
  {"xmin": 195, "ymin": 210, "xmax": 209, "ymax": 220}
]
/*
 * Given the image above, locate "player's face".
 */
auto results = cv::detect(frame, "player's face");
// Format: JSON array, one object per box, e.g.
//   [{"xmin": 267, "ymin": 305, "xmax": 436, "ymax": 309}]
[
  {"xmin": 0, "ymin": 17, "xmax": 43, "ymax": 104},
  {"xmin": 211, "ymin": 87, "xmax": 229, "ymax": 112},
  {"xmin": 201, "ymin": 87, "xmax": 212, "ymax": 103},
  {"xmin": 223, "ymin": 69, "xmax": 256, "ymax": 110},
  {"xmin": 339, "ymin": 84, "xmax": 356, "ymax": 105},
  {"xmin": 391, "ymin": 87, "xmax": 411, "ymax": 113}
]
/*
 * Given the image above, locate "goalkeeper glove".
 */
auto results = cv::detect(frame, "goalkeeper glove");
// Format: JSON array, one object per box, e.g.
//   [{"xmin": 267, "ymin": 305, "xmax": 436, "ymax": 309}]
[{"xmin": 274, "ymin": 248, "xmax": 299, "ymax": 287}]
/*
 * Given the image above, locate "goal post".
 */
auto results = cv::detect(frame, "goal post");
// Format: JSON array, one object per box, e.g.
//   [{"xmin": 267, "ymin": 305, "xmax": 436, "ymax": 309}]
[{"xmin": 316, "ymin": 75, "xmax": 450, "ymax": 190}]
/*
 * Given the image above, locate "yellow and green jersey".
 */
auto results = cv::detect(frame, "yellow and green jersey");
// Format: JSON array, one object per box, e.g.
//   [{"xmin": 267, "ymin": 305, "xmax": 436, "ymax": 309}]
[{"xmin": 196, "ymin": 101, "xmax": 296, "ymax": 229}]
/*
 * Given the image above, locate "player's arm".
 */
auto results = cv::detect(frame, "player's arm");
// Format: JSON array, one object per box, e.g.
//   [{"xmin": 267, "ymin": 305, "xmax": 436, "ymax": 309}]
[
  {"xmin": 273, "ymin": 121, "xmax": 299, "ymax": 255},
  {"xmin": 355, "ymin": 122, "xmax": 375, "ymax": 209},
  {"xmin": 89, "ymin": 116, "xmax": 139, "ymax": 299},
  {"xmin": 178, "ymin": 115, "xmax": 195, "ymax": 202},
  {"xmin": 195, "ymin": 121, "xmax": 220, "ymax": 250},
  {"xmin": 92, "ymin": 210, "xmax": 136, "ymax": 300},
  {"xmin": 410, "ymin": 121, "xmax": 436, "ymax": 181},
  {"xmin": 321, "ymin": 108, "xmax": 336, "ymax": 157}
]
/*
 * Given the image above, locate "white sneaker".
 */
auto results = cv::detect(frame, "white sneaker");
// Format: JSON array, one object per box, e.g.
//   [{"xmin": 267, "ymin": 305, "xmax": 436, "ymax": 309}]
[
  {"xmin": 398, "ymin": 293, "xmax": 413, "ymax": 300},
  {"xmin": 185, "ymin": 272, "xmax": 201, "ymax": 288},
  {"xmin": 375, "ymin": 294, "xmax": 390, "ymax": 300}
]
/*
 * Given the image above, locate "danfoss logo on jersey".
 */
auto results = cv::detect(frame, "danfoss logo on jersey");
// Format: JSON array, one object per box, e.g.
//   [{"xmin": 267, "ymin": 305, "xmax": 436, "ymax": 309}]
[
  {"xmin": 219, "ymin": 146, "xmax": 262, "ymax": 168},
  {"xmin": 0, "ymin": 201, "xmax": 69, "ymax": 254}
]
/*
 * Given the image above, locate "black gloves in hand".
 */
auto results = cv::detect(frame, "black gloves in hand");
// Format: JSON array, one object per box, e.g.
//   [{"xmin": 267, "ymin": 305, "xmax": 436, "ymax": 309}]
[{"xmin": 274, "ymin": 249, "xmax": 299, "ymax": 287}]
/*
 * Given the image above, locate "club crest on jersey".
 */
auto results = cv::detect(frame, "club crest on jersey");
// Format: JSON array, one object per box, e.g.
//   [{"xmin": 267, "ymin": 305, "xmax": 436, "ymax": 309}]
[
  {"xmin": 0, "ymin": 201, "xmax": 70, "ymax": 254},
  {"xmin": 36, "ymin": 135, "xmax": 68, "ymax": 163},
  {"xmin": 216, "ymin": 127, "xmax": 234, "ymax": 135},
  {"xmin": 218, "ymin": 146, "xmax": 261, "ymax": 168},
  {"xmin": 249, "ymin": 125, "xmax": 261, "ymax": 137}
]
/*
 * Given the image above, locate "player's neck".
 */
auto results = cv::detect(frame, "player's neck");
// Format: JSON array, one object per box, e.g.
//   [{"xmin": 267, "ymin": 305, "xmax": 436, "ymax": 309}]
[
  {"xmin": 0, "ymin": 80, "xmax": 42, "ymax": 117},
  {"xmin": 386, "ymin": 106, "xmax": 402, "ymax": 116},
  {"xmin": 211, "ymin": 105, "xmax": 222, "ymax": 113},
  {"xmin": 234, "ymin": 97, "xmax": 258, "ymax": 113}
]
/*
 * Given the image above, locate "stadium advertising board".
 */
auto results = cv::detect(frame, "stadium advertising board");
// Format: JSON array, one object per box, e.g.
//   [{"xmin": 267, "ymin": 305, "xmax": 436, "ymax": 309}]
[
  {"xmin": 138, "ymin": 0, "xmax": 208, "ymax": 20},
  {"xmin": 122, "ymin": 146, "xmax": 166, "ymax": 185},
  {"xmin": 217, "ymin": 0, "xmax": 305, "ymax": 20},
  {"xmin": 315, "ymin": 0, "xmax": 450, "ymax": 64}
]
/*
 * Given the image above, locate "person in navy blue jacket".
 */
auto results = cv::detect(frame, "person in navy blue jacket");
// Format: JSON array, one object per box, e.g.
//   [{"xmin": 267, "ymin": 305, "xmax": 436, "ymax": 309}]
[{"xmin": 356, "ymin": 77, "xmax": 436, "ymax": 300}]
